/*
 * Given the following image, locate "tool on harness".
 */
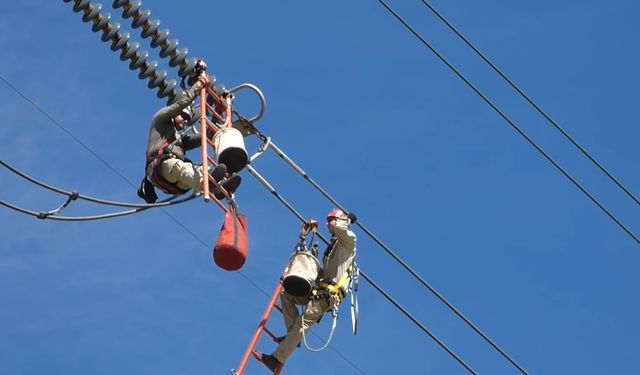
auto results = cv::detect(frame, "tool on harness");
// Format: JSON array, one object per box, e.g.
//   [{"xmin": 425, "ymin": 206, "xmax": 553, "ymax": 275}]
[
  {"xmin": 348, "ymin": 265, "xmax": 360, "ymax": 335},
  {"xmin": 282, "ymin": 221, "xmax": 321, "ymax": 297},
  {"xmin": 314, "ymin": 264, "xmax": 353, "ymax": 311}
]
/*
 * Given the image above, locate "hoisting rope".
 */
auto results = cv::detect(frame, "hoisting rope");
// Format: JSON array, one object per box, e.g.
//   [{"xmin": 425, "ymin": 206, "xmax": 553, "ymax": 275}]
[{"xmin": 1, "ymin": 159, "xmax": 197, "ymax": 221}]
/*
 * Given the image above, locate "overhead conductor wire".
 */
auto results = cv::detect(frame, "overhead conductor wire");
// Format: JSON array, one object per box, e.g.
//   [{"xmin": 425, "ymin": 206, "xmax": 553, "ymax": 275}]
[
  {"xmin": 2, "ymin": 24, "xmax": 368, "ymax": 375},
  {"xmin": 0, "ymin": 77, "xmax": 367, "ymax": 375},
  {"xmin": 246, "ymin": 165, "xmax": 478, "ymax": 375},
  {"xmin": 248, "ymin": 128, "xmax": 521, "ymax": 373},
  {"xmin": 375, "ymin": 0, "xmax": 640, "ymax": 247},
  {"xmin": 417, "ymin": 0, "xmax": 639, "ymax": 206},
  {"xmin": 89, "ymin": 1, "xmax": 510, "ymax": 368},
  {"xmin": 34, "ymin": 2, "xmax": 509, "ymax": 372}
]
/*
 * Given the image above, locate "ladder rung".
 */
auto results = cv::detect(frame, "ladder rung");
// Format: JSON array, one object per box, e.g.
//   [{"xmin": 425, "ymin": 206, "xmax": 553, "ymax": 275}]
[{"xmin": 263, "ymin": 327, "xmax": 277, "ymax": 340}]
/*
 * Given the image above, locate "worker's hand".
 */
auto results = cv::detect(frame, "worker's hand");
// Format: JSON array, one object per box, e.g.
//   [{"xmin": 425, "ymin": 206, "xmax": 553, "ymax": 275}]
[
  {"xmin": 304, "ymin": 219, "xmax": 319, "ymax": 231},
  {"xmin": 347, "ymin": 212, "xmax": 357, "ymax": 224},
  {"xmin": 198, "ymin": 74, "xmax": 211, "ymax": 87},
  {"xmin": 194, "ymin": 59, "xmax": 208, "ymax": 74}
]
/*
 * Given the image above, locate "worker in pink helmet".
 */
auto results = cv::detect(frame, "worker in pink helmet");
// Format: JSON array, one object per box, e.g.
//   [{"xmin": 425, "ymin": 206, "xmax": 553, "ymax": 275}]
[{"xmin": 256, "ymin": 209, "xmax": 357, "ymax": 372}]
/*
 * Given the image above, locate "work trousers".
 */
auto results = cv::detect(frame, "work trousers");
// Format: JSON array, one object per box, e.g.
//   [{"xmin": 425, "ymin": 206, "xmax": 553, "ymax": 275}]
[
  {"xmin": 273, "ymin": 291, "xmax": 340, "ymax": 363},
  {"xmin": 147, "ymin": 157, "xmax": 203, "ymax": 192}
]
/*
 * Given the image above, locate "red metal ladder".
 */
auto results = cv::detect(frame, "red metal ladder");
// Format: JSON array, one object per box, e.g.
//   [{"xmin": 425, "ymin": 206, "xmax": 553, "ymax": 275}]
[
  {"xmin": 197, "ymin": 83, "xmax": 235, "ymax": 210},
  {"xmin": 232, "ymin": 222, "xmax": 319, "ymax": 374},
  {"xmin": 232, "ymin": 280, "xmax": 286, "ymax": 375}
]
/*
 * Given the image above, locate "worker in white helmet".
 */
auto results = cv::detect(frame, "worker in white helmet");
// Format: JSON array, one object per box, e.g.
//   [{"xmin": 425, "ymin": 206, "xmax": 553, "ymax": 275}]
[{"xmin": 139, "ymin": 59, "xmax": 241, "ymax": 202}]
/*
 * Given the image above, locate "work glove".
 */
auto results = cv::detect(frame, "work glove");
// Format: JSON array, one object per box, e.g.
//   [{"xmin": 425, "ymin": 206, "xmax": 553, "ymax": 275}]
[
  {"xmin": 194, "ymin": 59, "xmax": 208, "ymax": 74},
  {"xmin": 347, "ymin": 212, "xmax": 357, "ymax": 224},
  {"xmin": 304, "ymin": 219, "xmax": 319, "ymax": 231}
]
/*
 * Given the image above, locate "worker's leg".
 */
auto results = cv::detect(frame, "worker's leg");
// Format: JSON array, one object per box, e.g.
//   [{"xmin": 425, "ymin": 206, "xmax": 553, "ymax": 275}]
[
  {"xmin": 158, "ymin": 158, "xmax": 200, "ymax": 191},
  {"xmin": 273, "ymin": 298, "xmax": 324, "ymax": 363}
]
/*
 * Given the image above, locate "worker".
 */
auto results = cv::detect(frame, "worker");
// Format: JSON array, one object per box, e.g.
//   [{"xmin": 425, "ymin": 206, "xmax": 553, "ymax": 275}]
[
  {"xmin": 256, "ymin": 209, "xmax": 357, "ymax": 372},
  {"xmin": 138, "ymin": 59, "xmax": 241, "ymax": 203}
]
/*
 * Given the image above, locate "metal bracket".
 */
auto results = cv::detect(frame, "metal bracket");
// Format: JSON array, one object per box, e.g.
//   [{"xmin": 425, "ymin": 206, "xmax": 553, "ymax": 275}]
[{"xmin": 229, "ymin": 83, "xmax": 266, "ymax": 124}]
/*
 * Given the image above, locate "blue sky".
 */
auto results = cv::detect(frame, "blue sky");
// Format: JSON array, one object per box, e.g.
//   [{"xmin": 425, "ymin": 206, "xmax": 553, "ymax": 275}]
[{"xmin": 1, "ymin": 1, "xmax": 639, "ymax": 374}]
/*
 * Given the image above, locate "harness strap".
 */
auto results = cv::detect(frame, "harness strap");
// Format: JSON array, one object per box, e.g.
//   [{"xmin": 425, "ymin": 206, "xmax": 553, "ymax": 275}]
[
  {"xmin": 146, "ymin": 135, "xmax": 190, "ymax": 196},
  {"xmin": 313, "ymin": 264, "xmax": 354, "ymax": 307},
  {"xmin": 148, "ymin": 156, "xmax": 190, "ymax": 195}
]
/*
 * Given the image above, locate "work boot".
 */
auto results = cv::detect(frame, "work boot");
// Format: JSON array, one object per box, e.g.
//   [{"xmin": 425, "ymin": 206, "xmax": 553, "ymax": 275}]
[
  {"xmin": 210, "ymin": 163, "xmax": 227, "ymax": 182},
  {"xmin": 214, "ymin": 175, "xmax": 242, "ymax": 200},
  {"xmin": 253, "ymin": 352, "xmax": 282, "ymax": 373}
]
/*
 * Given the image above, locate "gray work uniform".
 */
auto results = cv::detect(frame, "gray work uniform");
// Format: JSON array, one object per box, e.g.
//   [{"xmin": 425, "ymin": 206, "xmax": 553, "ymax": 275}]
[
  {"xmin": 145, "ymin": 81, "xmax": 205, "ymax": 192},
  {"xmin": 274, "ymin": 217, "xmax": 357, "ymax": 363}
]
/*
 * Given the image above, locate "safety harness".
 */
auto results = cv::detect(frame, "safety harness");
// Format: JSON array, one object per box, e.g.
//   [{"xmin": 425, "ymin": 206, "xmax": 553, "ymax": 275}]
[
  {"xmin": 312, "ymin": 264, "xmax": 354, "ymax": 312},
  {"xmin": 146, "ymin": 134, "xmax": 191, "ymax": 196}
]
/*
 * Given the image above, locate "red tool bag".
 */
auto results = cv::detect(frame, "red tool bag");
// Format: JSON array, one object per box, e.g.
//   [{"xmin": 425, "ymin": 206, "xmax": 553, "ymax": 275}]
[{"xmin": 213, "ymin": 207, "xmax": 248, "ymax": 271}]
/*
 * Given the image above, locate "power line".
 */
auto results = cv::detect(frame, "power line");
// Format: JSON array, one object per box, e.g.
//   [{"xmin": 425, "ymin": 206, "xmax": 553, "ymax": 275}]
[
  {"xmin": 0, "ymin": 159, "xmax": 198, "ymax": 221},
  {"xmin": 57, "ymin": 1, "xmax": 488, "ymax": 369},
  {"xmin": 0, "ymin": 195, "xmax": 195, "ymax": 221},
  {"xmin": 417, "ymin": 0, "xmax": 639, "ymax": 206},
  {"xmin": 0, "ymin": 74, "xmax": 367, "ymax": 375},
  {"xmin": 1, "ymin": 159, "xmax": 191, "ymax": 209},
  {"xmin": 0, "ymin": 75, "xmax": 134, "ymax": 187},
  {"xmin": 376, "ymin": 0, "xmax": 640, "ymax": 248},
  {"xmin": 253, "ymin": 134, "xmax": 529, "ymax": 373},
  {"xmin": 245, "ymin": 165, "xmax": 477, "ymax": 374}
]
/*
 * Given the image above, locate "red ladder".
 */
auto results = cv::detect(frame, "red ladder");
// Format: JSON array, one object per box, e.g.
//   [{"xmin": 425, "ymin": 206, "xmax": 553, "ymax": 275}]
[
  {"xmin": 198, "ymin": 83, "xmax": 235, "ymax": 211},
  {"xmin": 233, "ymin": 280, "xmax": 286, "ymax": 374}
]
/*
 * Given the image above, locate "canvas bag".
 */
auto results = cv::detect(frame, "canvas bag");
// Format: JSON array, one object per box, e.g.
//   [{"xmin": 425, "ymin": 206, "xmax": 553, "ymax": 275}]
[{"xmin": 213, "ymin": 207, "xmax": 248, "ymax": 271}]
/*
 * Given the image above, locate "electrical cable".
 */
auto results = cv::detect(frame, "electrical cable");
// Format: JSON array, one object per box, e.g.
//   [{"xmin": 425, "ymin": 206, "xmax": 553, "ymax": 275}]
[
  {"xmin": 1, "ymin": 159, "xmax": 187, "ymax": 209},
  {"xmin": 417, "ymin": 0, "xmax": 639, "ymax": 206},
  {"xmin": 17, "ymin": 3, "xmax": 510, "ymax": 371},
  {"xmin": 0, "ymin": 132, "xmax": 477, "ymax": 375},
  {"xmin": 54, "ymin": 6, "xmax": 510, "ymax": 370},
  {"xmin": 375, "ymin": 0, "xmax": 640, "ymax": 247},
  {"xmin": 0, "ymin": 194, "xmax": 196, "ymax": 221},
  {"xmin": 0, "ymin": 75, "xmax": 134, "ymax": 185},
  {"xmin": 249, "ymin": 131, "xmax": 528, "ymax": 373},
  {"xmin": 0, "ymin": 72, "xmax": 367, "ymax": 375},
  {"xmin": 246, "ymin": 165, "xmax": 478, "ymax": 374}
]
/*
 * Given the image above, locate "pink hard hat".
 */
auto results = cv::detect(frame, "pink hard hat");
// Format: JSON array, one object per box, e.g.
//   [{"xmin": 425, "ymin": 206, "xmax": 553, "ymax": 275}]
[{"xmin": 326, "ymin": 208, "xmax": 345, "ymax": 222}]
